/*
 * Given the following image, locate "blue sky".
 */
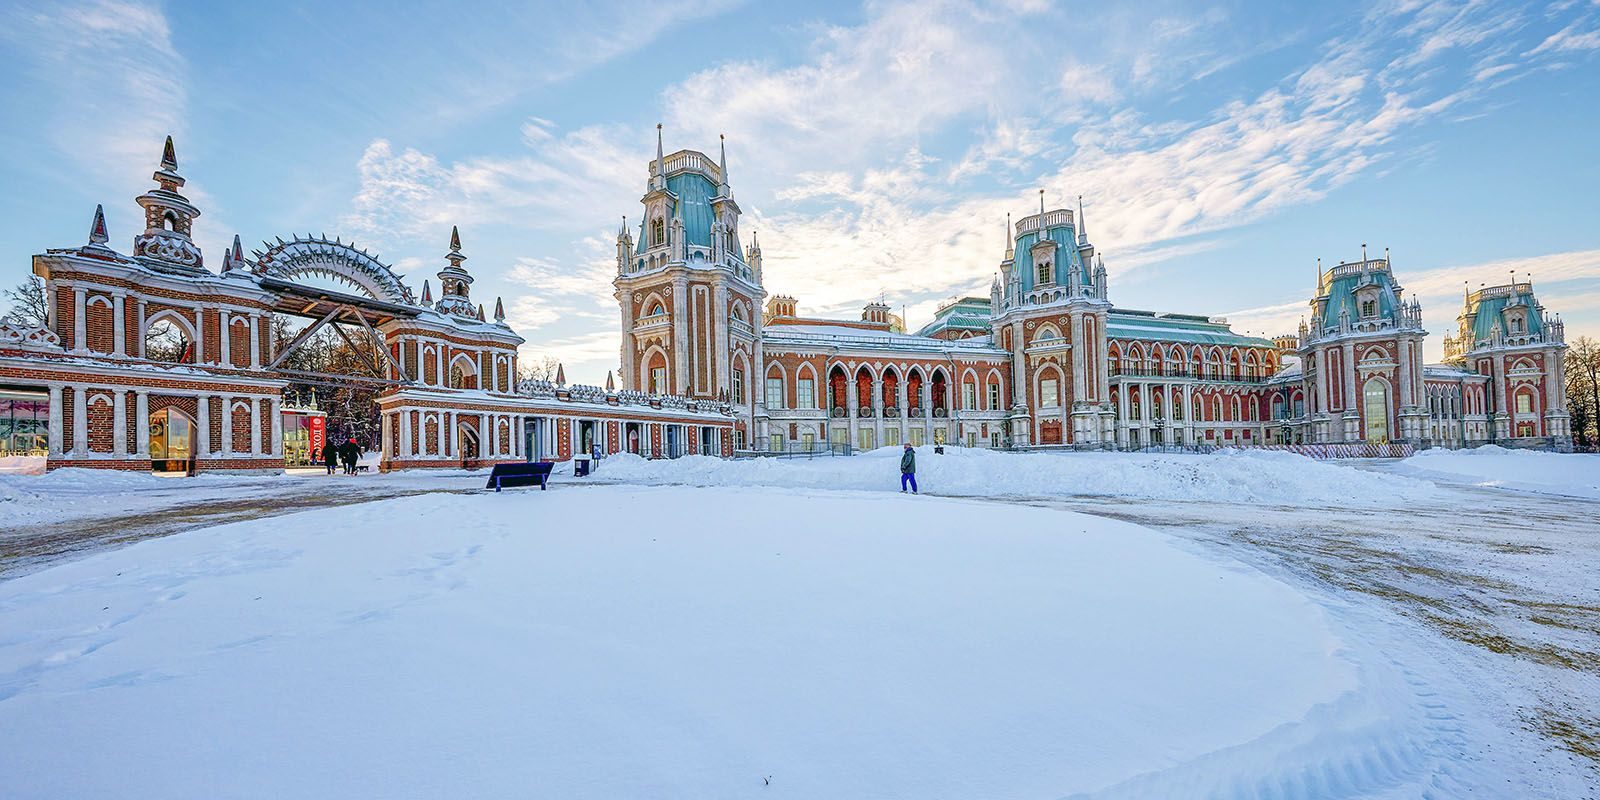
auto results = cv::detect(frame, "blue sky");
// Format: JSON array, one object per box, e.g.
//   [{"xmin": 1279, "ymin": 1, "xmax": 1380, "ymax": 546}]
[{"xmin": 1, "ymin": 0, "xmax": 1597, "ymax": 382}]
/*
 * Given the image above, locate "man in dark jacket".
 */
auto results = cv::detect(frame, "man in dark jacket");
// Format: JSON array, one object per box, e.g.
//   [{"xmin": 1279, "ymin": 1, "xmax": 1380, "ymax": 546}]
[
  {"xmin": 321, "ymin": 439, "xmax": 339, "ymax": 475},
  {"xmin": 899, "ymin": 443, "xmax": 917, "ymax": 494},
  {"xmin": 339, "ymin": 438, "xmax": 359, "ymax": 475}
]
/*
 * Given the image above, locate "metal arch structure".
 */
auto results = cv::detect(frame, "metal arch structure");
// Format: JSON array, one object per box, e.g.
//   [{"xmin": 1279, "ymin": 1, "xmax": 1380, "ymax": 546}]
[{"xmin": 249, "ymin": 234, "xmax": 416, "ymax": 306}]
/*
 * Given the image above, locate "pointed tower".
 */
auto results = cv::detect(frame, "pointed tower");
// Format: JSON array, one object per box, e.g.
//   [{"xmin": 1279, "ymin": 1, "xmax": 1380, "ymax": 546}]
[
  {"xmin": 434, "ymin": 226, "xmax": 476, "ymax": 317},
  {"xmin": 222, "ymin": 234, "xmax": 246, "ymax": 272},
  {"xmin": 616, "ymin": 215, "xmax": 633, "ymax": 274},
  {"xmin": 421, "ymin": 279, "xmax": 433, "ymax": 304},
  {"xmin": 87, "ymin": 204, "xmax": 110, "ymax": 248},
  {"xmin": 493, "ymin": 296, "xmax": 506, "ymax": 324},
  {"xmin": 132, "ymin": 136, "xmax": 205, "ymax": 273}
]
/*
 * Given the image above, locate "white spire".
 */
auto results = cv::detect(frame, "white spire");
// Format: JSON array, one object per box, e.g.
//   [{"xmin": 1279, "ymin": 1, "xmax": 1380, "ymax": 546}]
[
  {"xmin": 1077, "ymin": 194, "xmax": 1086, "ymax": 244},
  {"xmin": 718, "ymin": 133, "xmax": 729, "ymax": 194}
]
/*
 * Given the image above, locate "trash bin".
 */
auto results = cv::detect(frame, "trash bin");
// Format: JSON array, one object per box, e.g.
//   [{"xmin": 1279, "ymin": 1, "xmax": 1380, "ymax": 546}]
[{"xmin": 574, "ymin": 458, "xmax": 591, "ymax": 477}]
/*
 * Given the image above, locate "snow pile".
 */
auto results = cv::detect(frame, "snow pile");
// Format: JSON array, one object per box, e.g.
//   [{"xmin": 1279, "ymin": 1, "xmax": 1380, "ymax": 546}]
[
  {"xmin": 1393, "ymin": 445, "xmax": 1600, "ymax": 499},
  {"xmin": 0, "ymin": 486, "xmax": 1493, "ymax": 798},
  {"xmin": 597, "ymin": 446, "xmax": 1436, "ymax": 505}
]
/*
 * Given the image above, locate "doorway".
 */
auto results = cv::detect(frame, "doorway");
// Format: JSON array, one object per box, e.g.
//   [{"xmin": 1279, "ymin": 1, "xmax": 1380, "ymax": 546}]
[{"xmin": 149, "ymin": 407, "xmax": 195, "ymax": 474}]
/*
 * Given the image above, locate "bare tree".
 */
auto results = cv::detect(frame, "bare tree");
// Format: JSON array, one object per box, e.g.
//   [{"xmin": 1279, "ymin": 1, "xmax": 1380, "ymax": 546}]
[
  {"xmin": 3, "ymin": 275, "xmax": 48, "ymax": 327},
  {"xmin": 1565, "ymin": 336, "xmax": 1600, "ymax": 450},
  {"xmin": 516, "ymin": 355, "xmax": 562, "ymax": 384}
]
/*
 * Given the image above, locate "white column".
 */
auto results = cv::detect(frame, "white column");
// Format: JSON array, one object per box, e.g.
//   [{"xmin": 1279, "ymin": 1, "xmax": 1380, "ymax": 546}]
[
  {"xmin": 219, "ymin": 310, "xmax": 232, "ymax": 367},
  {"xmin": 712, "ymin": 281, "xmax": 730, "ymax": 393},
  {"xmin": 72, "ymin": 385, "xmax": 88, "ymax": 456},
  {"xmin": 112, "ymin": 293, "xmax": 126, "ymax": 356},
  {"xmin": 197, "ymin": 396, "xmax": 210, "ymax": 457},
  {"xmin": 400, "ymin": 410, "xmax": 412, "ymax": 458},
  {"xmin": 249, "ymin": 315, "xmax": 262, "ymax": 369},
  {"xmin": 221, "ymin": 398, "xmax": 234, "ymax": 455},
  {"xmin": 135, "ymin": 391, "xmax": 149, "ymax": 457},
  {"xmin": 47, "ymin": 385, "xmax": 63, "ymax": 456},
  {"xmin": 270, "ymin": 397, "xmax": 282, "ymax": 458},
  {"xmin": 438, "ymin": 345, "xmax": 447, "ymax": 388},
  {"xmin": 249, "ymin": 397, "xmax": 262, "ymax": 455},
  {"xmin": 672, "ymin": 276, "xmax": 690, "ymax": 394},
  {"xmin": 72, "ymin": 288, "xmax": 86, "ymax": 352},
  {"xmin": 1398, "ymin": 338, "xmax": 1413, "ymax": 408},
  {"xmin": 136, "ymin": 300, "xmax": 148, "ymax": 358},
  {"xmin": 194, "ymin": 308, "xmax": 205, "ymax": 364}
]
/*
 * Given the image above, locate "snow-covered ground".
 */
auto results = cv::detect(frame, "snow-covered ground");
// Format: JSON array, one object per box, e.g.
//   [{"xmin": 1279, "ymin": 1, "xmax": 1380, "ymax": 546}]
[
  {"xmin": 596, "ymin": 446, "xmax": 1438, "ymax": 505},
  {"xmin": 2, "ymin": 446, "xmax": 1596, "ymax": 797},
  {"xmin": 1388, "ymin": 444, "xmax": 1600, "ymax": 499},
  {"xmin": 0, "ymin": 485, "xmax": 1509, "ymax": 799}
]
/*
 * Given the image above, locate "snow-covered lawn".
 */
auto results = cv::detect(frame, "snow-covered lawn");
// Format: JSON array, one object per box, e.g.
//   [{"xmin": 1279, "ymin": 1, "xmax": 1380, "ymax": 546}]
[
  {"xmin": 596, "ymin": 446, "xmax": 1439, "ymax": 505},
  {"xmin": 1388, "ymin": 444, "xmax": 1600, "ymax": 499},
  {"xmin": 0, "ymin": 485, "xmax": 1496, "ymax": 799}
]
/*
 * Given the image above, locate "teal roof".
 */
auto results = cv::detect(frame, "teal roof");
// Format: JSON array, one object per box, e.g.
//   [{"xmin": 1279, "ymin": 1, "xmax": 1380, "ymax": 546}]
[
  {"xmin": 1014, "ymin": 224, "xmax": 1087, "ymax": 292},
  {"xmin": 633, "ymin": 170, "xmax": 720, "ymax": 256},
  {"xmin": 1106, "ymin": 310, "xmax": 1274, "ymax": 348},
  {"xmin": 1465, "ymin": 286, "xmax": 1542, "ymax": 342},
  {"xmin": 1314, "ymin": 269, "xmax": 1400, "ymax": 329},
  {"xmin": 917, "ymin": 297, "xmax": 993, "ymax": 337}
]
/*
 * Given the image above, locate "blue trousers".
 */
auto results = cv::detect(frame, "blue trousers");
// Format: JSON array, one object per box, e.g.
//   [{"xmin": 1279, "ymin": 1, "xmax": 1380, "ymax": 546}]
[{"xmin": 901, "ymin": 473, "xmax": 918, "ymax": 492}]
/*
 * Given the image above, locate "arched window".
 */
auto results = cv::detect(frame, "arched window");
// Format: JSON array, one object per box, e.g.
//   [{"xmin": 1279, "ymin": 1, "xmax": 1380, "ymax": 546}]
[
  {"xmin": 144, "ymin": 318, "xmax": 190, "ymax": 363},
  {"xmin": 1363, "ymin": 378, "xmax": 1390, "ymax": 443},
  {"xmin": 1036, "ymin": 261, "xmax": 1052, "ymax": 286},
  {"xmin": 650, "ymin": 217, "xmax": 665, "ymax": 246},
  {"xmin": 1360, "ymin": 299, "xmax": 1376, "ymax": 318},
  {"xmin": 646, "ymin": 303, "xmax": 665, "ymax": 317}
]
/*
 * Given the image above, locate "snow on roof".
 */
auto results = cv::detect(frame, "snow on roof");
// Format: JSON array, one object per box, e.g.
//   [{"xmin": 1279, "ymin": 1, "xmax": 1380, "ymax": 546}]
[{"xmin": 763, "ymin": 324, "xmax": 1004, "ymax": 354}]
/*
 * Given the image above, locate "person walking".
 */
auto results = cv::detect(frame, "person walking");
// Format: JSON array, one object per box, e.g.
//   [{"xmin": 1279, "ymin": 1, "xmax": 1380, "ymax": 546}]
[
  {"xmin": 321, "ymin": 438, "xmax": 339, "ymax": 475},
  {"xmin": 339, "ymin": 437, "xmax": 359, "ymax": 475},
  {"xmin": 899, "ymin": 443, "xmax": 918, "ymax": 494}
]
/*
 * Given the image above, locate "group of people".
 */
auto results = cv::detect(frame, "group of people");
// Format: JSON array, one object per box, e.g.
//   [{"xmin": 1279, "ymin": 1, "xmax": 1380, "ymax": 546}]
[{"xmin": 321, "ymin": 438, "xmax": 364, "ymax": 475}]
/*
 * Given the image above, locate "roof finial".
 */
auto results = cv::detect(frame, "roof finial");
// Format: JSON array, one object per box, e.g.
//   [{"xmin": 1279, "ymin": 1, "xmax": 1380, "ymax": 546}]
[
  {"xmin": 450, "ymin": 225, "xmax": 462, "ymax": 252},
  {"xmin": 88, "ymin": 204, "xmax": 108, "ymax": 246},
  {"xmin": 161, "ymin": 135, "xmax": 177, "ymax": 171},
  {"xmin": 1004, "ymin": 213, "xmax": 1014, "ymax": 259},
  {"xmin": 1384, "ymin": 246, "xmax": 1390, "ymax": 265},
  {"xmin": 1362, "ymin": 242, "xmax": 1368, "ymax": 263},
  {"xmin": 228, "ymin": 233, "xmax": 244, "ymax": 270},
  {"xmin": 606, "ymin": 371, "xmax": 615, "ymax": 392},
  {"xmin": 655, "ymin": 123, "xmax": 665, "ymax": 182},
  {"xmin": 421, "ymin": 279, "xmax": 432, "ymax": 303},
  {"xmin": 493, "ymin": 296, "xmax": 505, "ymax": 323},
  {"xmin": 718, "ymin": 133, "xmax": 729, "ymax": 193},
  {"xmin": 555, "ymin": 362, "xmax": 566, "ymax": 386},
  {"xmin": 1077, "ymin": 194, "xmax": 1086, "ymax": 243},
  {"xmin": 445, "ymin": 226, "xmax": 467, "ymax": 272},
  {"xmin": 1039, "ymin": 188, "xmax": 1046, "ymax": 219}
]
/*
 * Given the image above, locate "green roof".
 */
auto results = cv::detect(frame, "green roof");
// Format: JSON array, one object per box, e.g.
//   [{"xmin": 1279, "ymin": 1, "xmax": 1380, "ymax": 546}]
[{"xmin": 1106, "ymin": 310, "xmax": 1274, "ymax": 348}]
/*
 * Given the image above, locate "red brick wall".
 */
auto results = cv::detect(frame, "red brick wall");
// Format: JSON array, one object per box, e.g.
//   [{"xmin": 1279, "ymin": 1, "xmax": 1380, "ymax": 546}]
[
  {"xmin": 86, "ymin": 295, "xmax": 115, "ymax": 354},
  {"xmin": 229, "ymin": 318, "xmax": 250, "ymax": 367},
  {"xmin": 86, "ymin": 391, "xmax": 115, "ymax": 453},
  {"xmin": 61, "ymin": 387, "xmax": 75, "ymax": 451},
  {"xmin": 258, "ymin": 401, "xmax": 271, "ymax": 453},
  {"xmin": 125, "ymin": 391, "xmax": 139, "ymax": 454},
  {"xmin": 209, "ymin": 395, "xmax": 224, "ymax": 453},
  {"xmin": 424, "ymin": 415, "xmax": 439, "ymax": 455},
  {"xmin": 231, "ymin": 402, "xmax": 252, "ymax": 453},
  {"xmin": 57, "ymin": 291, "xmax": 76, "ymax": 350}
]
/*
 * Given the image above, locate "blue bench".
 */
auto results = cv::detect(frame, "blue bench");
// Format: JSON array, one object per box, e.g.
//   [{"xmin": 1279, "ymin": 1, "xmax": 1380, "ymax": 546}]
[{"xmin": 486, "ymin": 461, "xmax": 555, "ymax": 491}]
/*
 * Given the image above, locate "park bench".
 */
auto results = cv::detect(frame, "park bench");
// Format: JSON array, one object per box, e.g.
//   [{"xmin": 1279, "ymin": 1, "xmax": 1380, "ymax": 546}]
[{"xmin": 485, "ymin": 461, "xmax": 555, "ymax": 492}]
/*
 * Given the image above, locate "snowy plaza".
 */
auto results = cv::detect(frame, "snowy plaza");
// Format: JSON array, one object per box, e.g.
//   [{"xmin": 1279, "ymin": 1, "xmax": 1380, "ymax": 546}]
[{"xmin": 3, "ymin": 446, "xmax": 1598, "ymax": 798}]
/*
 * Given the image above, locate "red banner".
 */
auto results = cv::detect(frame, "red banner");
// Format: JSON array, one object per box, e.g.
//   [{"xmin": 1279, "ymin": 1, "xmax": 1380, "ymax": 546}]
[{"xmin": 308, "ymin": 415, "xmax": 326, "ymax": 456}]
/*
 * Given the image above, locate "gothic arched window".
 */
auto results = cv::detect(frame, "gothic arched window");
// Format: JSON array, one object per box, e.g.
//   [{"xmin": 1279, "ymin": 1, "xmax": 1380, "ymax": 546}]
[
  {"xmin": 650, "ymin": 218, "xmax": 665, "ymax": 246},
  {"xmin": 1036, "ymin": 261, "xmax": 1052, "ymax": 285}
]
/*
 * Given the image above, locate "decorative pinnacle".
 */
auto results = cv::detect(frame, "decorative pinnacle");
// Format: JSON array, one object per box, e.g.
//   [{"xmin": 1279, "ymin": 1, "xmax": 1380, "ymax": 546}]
[
  {"xmin": 476, "ymin": 303, "xmax": 485, "ymax": 322},
  {"xmin": 719, "ymin": 133, "xmax": 729, "ymax": 190},
  {"xmin": 421, "ymin": 279, "xmax": 433, "ymax": 303},
  {"xmin": 493, "ymin": 296, "xmax": 505, "ymax": 323},
  {"xmin": 605, "ymin": 371, "xmax": 615, "ymax": 392},
  {"xmin": 161, "ymin": 136, "xmax": 177, "ymax": 171},
  {"xmin": 555, "ymin": 362, "xmax": 566, "ymax": 386},
  {"xmin": 1039, "ymin": 188, "xmax": 1046, "ymax": 218},
  {"xmin": 229, "ymin": 234, "xmax": 244, "ymax": 269},
  {"xmin": 449, "ymin": 225, "xmax": 462, "ymax": 252},
  {"xmin": 88, "ymin": 204, "xmax": 108, "ymax": 245}
]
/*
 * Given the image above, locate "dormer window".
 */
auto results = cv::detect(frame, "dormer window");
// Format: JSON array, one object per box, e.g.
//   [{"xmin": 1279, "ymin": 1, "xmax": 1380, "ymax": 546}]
[
  {"xmin": 1511, "ymin": 317, "xmax": 1524, "ymax": 333},
  {"xmin": 1360, "ymin": 299, "xmax": 1376, "ymax": 318},
  {"xmin": 650, "ymin": 218, "xmax": 665, "ymax": 246},
  {"xmin": 1036, "ymin": 261, "xmax": 1052, "ymax": 286}
]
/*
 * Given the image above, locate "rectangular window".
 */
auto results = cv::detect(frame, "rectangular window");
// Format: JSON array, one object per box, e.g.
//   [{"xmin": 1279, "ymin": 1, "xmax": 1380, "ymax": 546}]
[
  {"xmin": 963, "ymin": 384, "xmax": 977, "ymax": 409},
  {"xmin": 650, "ymin": 367, "xmax": 667, "ymax": 395},
  {"xmin": 987, "ymin": 383, "xmax": 1001, "ymax": 410},
  {"xmin": 801, "ymin": 432, "xmax": 815, "ymax": 451},
  {"xmin": 858, "ymin": 428, "xmax": 875, "ymax": 451},
  {"xmin": 732, "ymin": 369, "xmax": 744, "ymax": 403},
  {"xmin": 831, "ymin": 428, "xmax": 848, "ymax": 445},
  {"xmin": 765, "ymin": 377, "xmax": 784, "ymax": 409},
  {"xmin": 1516, "ymin": 394, "xmax": 1533, "ymax": 414},
  {"xmin": 909, "ymin": 428, "xmax": 925, "ymax": 446},
  {"xmin": 733, "ymin": 430, "xmax": 745, "ymax": 450},
  {"xmin": 796, "ymin": 378, "xmax": 816, "ymax": 409},
  {"xmin": 966, "ymin": 432, "xmax": 977, "ymax": 447},
  {"xmin": 884, "ymin": 427, "xmax": 900, "ymax": 447},
  {"xmin": 770, "ymin": 433, "xmax": 785, "ymax": 452},
  {"xmin": 1040, "ymin": 378, "xmax": 1059, "ymax": 408}
]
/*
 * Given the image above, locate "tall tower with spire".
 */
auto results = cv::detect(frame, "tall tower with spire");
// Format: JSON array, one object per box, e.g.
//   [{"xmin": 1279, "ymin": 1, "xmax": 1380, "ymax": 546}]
[
  {"xmin": 612, "ymin": 126, "xmax": 766, "ymax": 445},
  {"xmin": 434, "ymin": 226, "xmax": 477, "ymax": 318},
  {"xmin": 132, "ymin": 136, "xmax": 205, "ymax": 274},
  {"xmin": 990, "ymin": 191, "xmax": 1113, "ymax": 447}
]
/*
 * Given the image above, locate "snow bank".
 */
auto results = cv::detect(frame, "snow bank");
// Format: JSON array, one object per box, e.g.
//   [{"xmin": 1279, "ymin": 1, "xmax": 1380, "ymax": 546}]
[
  {"xmin": 596, "ymin": 446, "xmax": 1435, "ymax": 505},
  {"xmin": 0, "ymin": 486, "xmax": 1488, "ymax": 798},
  {"xmin": 1393, "ymin": 445, "xmax": 1600, "ymax": 499}
]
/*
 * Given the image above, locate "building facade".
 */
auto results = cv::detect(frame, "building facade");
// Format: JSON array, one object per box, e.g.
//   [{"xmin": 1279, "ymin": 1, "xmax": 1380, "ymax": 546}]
[
  {"xmin": 0, "ymin": 138, "xmax": 736, "ymax": 474},
  {"xmin": 617, "ymin": 134, "xmax": 1572, "ymax": 453}
]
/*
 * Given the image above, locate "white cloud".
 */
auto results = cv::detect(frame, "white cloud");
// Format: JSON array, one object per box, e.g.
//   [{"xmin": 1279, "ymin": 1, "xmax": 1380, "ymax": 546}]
[{"xmin": 1527, "ymin": 17, "xmax": 1600, "ymax": 55}]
